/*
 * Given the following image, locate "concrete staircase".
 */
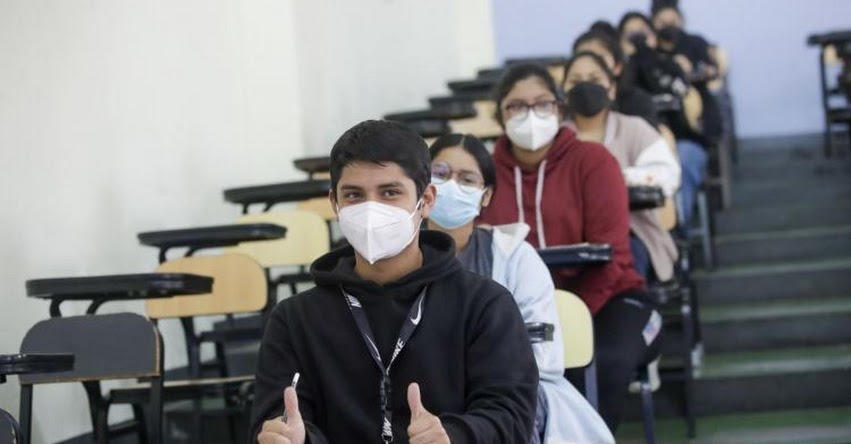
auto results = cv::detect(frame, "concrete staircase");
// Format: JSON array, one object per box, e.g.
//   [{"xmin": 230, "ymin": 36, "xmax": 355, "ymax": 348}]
[{"xmin": 619, "ymin": 134, "xmax": 851, "ymax": 443}]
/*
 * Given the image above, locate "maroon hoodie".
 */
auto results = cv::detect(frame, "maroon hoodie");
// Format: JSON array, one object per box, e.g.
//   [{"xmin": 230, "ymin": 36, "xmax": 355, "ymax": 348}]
[{"xmin": 479, "ymin": 127, "xmax": 644, "ymax": 314}]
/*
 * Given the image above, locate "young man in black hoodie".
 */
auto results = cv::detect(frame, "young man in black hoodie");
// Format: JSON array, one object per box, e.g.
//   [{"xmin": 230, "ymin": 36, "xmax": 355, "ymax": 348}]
[{"xmin": 251, "ymin": 120, "xmax": 538, "ymax": 444}]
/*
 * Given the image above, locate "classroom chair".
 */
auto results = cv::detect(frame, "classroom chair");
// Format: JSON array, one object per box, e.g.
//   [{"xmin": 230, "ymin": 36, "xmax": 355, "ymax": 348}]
[
  {"xmin": 554, "ymin": 289, "xmax": 598, "ymax": 410},
  {"xmin": 229, "ymin": 210, "xmax": 330, "ymax": 297},
  {"xmin": 18, "ymin": 313, "xmax": 164, "ymax": 444}
]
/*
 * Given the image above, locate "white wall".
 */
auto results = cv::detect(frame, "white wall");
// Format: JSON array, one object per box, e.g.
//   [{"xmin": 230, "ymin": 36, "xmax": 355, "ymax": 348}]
[
  {"xmin": 293, "ymin": 0, "xmax": 496, "ymax": 156},
  {"xmin": 0, "ymin": 0, "xmax": 495, "ymax": 442},
  {"xmin": 490, "ymin": 0, "xmax": 851, "ymax": 138}
]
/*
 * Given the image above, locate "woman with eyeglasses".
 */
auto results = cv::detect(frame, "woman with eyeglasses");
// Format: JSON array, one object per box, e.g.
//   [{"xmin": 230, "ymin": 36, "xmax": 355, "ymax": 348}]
[
  {"xmin": 562, "ymin": 51, "xmax": 681, "ymax": 283},
  {"xmin": 478, "ymin": 63, "xmax": 662, "ymax": 433},
  {"xmin": 425, "ymin": 133, "xmax": 614, "ymax": 444}
]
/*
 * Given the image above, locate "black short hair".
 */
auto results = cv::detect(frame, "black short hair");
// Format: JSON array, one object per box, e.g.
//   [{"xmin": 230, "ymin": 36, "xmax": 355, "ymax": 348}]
[
  {"xmin": 589, "ymin": 20, "xmax": 620, "ymax": 41},
  {"xmin": 428, "ymin": 133, "xmax": 496, "ymax": 190},
  {"xmin": 329, "ymin": 120, "xmax": 430, "ymax": 198},
  {"xmin": 572, "ymin": 29, "xmax": 625, "ymax": 67},
  {"xmin": 492, "ymin": 63, "xmax": 564, "ymax": 124},
  {"xmin": 651, "ymin": 0, "xmax": 682, "ymax": 18},
  {"xmin": 563, "ymin": 51, "xmax": 617, "ymax": 89},
  {"xmin": 619, "ymin": 11, "xmax": 655, "ymax": 36}
]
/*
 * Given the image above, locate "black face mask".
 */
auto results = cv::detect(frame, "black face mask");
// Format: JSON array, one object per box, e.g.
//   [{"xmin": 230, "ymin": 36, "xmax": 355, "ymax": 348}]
[
  {"xmin": 567, "ymin": 82, "xmax": 611, "ymax": 117},
  {"xmin": 657, "ymin": 25, "xmax": 683, "ymax": 44},
  {"xmin": 627, "ymin": 32, "xmax": 648, "ymax": 48}
]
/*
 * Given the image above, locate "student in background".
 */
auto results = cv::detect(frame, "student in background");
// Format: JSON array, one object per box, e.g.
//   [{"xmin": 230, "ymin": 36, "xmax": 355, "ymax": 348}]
[
  {"xmin": 651, "ymin": 3, "xmax": 724, "ymax": 141},
  {"xmin": 561, "ymin": 51, "xmax": 681, "ymax": 282},
  {"xmin": 426, "ymin": 133, "xmax": 615, "ymax": 444},
  {"xmin": 252, "ymin": 120, "xmax": 538, "ymax": 444},
  {"xmin": 617, "ymin": 12, "xmax": 709, "ymax": 230},
  {"xmin": 478, "ymin": 64, "xmax": 662, "ymax": 432},
  {"xmin": 572, "ymin": 28, "xmax": 660, "ymax": 128}
]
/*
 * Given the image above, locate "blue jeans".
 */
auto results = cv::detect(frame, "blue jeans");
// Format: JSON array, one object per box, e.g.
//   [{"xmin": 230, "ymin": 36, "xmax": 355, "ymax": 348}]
[
  {"xmin": 630, "ymin": 234, "xmax": 652, "ymax": 281},
  {"xmin": 675, "ymin": 140, "xmax": 708, "ymax": 231}
]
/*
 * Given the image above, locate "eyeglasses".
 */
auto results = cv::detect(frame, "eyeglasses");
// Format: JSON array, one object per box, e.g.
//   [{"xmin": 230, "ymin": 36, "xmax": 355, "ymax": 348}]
[
  {"xmin": 501, "ymin": 100, "xmax": 560, "ymax": 119},
  {"xmin": 431, "ymin": 162, "xmax": 486, "ymax": 193}
]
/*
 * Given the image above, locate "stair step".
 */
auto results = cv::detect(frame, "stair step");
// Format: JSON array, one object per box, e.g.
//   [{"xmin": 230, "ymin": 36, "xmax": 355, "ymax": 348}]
[
  {"xmin": 715, "ymin": 225, "xmax": 851, "ymax": 265},
  {"xmin": 625, "ymin": 344, "xmax": 851, "ymax": 420},
  {"xmin": 714, "ymin": 199, "xmax": 851, "ymax": 234},
  {"xmin": 701, "ymin": 296, "xmax": 851, "ymax": 323},
  {"xmin": 694, "ymin": 257, "xmax": 851, "ymax": 304},
  {"xmin": 691, "ymin": 297, "xmax": 851, "ymax": 352},
  {"xmin": 735, "ymin": 160, "xmax": 851, "ymax": 182},
  {"xmin": 699, "ymin": 344, "xmax": 851, "ymax": 379},
  {"xmin": 617, "ymin": 406, "xmax": 851, "ymax": 444},
  {"xmin": 731, "ymin": 181, "xmax": 851, "ymax": 206}
]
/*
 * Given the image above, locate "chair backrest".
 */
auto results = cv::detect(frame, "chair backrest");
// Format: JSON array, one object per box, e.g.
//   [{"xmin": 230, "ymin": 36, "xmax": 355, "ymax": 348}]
[
  {"xmin": 296, "ymin": 197, "xmax": 336, "ymax": 221},
  {"xmin": 683, "ymin": 87, "xmax": 703, "ymax": 131},
  {"xmin": 548, "ymin": 64, "xmax": 565, "ymax": 85},
  {"xmin": 708, "ymin": 46, "xmax": 730, "ymax": 92},
  {"xmin": 146, "ymin": 253, "xmax": 266, "ymax": 320},
  {"xmin": 824, "ymin": 44, "xmax": 842, "ymax": 67},
  {"xmin": 0, "ymin": 408, "xmax": 20, "ymax": 444},
  {"xmin": 18, "ymin": 313, "xmax": 160, "ymax": 385},
  {"xmin": 448, "ymin": 101, "xmax": 503, "ymax": 139},
  {"xmin": 658, "ymin": 125, "xmax": 680, "ymax": 231},
  {"xmin": 228, "ymin": 210, "xmax": 330, "ymax": 268},
  {"xmin": 553, "ymin": 290, "xmax": 594, "ymax": 369}
]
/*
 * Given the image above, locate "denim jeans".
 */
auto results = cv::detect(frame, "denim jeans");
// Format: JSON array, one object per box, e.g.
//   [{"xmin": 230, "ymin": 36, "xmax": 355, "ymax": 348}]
[{"xmin": 675, "ymin": 140, "xmax": 708, "ymax": 231}]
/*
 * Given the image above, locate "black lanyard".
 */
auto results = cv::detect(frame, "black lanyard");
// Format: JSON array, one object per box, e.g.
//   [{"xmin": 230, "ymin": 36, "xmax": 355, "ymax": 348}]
[{"xmin": 342, "ymin": 285, "xmax": 427, "ymax": 444}]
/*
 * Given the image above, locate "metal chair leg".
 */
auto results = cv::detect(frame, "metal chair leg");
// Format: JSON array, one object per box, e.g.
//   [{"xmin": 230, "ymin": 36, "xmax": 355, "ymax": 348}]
[
  {"xmin": 641, "ymin": 382, "xmax": 657, "ymax": 444},
  {"xmin": 95, "ymin": 407, "xmax": 109, "ymax": 444},
  {"xmin": 132, "ymin": 404, "xmax": 149, "ymax": 444},
  {"xmin": 18, "ymin": 385, "xmax": 33, "ymax": 444},
  {"xmin": 681, "ymin": 293, "xmax": 697, "ymax": 438},
  {"xmin": 697, "ymin": 191, "xmax": 715, "ymax": 269},
  {"xmin": 584, "ymin": 359, "xmax": 599, "ymax": 412},
  {"xmin": 149, "ymin": 376, "xmax": 164, "ymax": 444}
]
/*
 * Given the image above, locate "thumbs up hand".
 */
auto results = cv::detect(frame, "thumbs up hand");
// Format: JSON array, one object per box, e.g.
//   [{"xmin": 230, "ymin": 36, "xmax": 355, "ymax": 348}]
[
  {"xmin": 407, "ymin": 383, "xmax": 450, "ymax": 444},
  {"xmin": 257, "ymin": 387, "xmax": 306, "ymax": 444}
]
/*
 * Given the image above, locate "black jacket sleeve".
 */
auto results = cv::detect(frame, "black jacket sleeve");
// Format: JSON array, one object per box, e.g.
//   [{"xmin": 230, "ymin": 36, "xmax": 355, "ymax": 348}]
[
  {"xmin": 248, "ymin": 302, "xmax": 329, "ymax": 444},
  {"xmin": 439, "ymin": 287, "xmax": 539, "ymax": 444}
]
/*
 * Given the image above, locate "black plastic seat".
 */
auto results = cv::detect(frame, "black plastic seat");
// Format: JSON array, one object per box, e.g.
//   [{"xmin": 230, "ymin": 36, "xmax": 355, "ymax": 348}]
[
  {"xmin": 429, "ymin": 92, "xmax": 493, "ymax": 108},
  {"xmin": 447, "ymin": 78, "xmax": 497, "ymax": 94},
  {"xmin": 477, "ymin": 67, "xmax": 504, "ymax": 80},
  {"xmin": 526, "ymin": 322, "xmax": 554, "ymax": 344},
  {"xmin": 138, "ymin": 223, "xmax": 286, "ymax": 263},
  {"xmin": 537, "ymin": 243, "xmax": 613, "ymax": 267},
  {"xmin": 0, "ymin": 354, "xmax": 74, "ymax": 384},
  {"xmin": 293, "ymin": 156, "xmax": 332, "ymax": 178},
  {"xmin": 26, "ymin": 273, "xmax": 213, "ymax": 318},
  {"xmin": 402, "ymin": 119, "xmax": 451, "ymax": 138},
  {"xmin": 629, "ymin": 185, "xmax": 666, "ymax": 211},
  {"xmin": 806, "ymin": 30, "xmax": 851, "ymax": 46},
  {"xmin": 505, "ymin": 56, "xmax": 568, "ymax": 67},
  {"xmin": 223, "ymin": 179, "xmax": 331, "ymax": 213},
  {"xmin": 19, "ymin": 313, "xmax": 164, "ymax": 444},
  {"xmin": 652, "ymin": 94, "xmax": 683, "ymax": 112},
  {"xmin": 384, "ymin": 102, "xmax": 476, "ymax": 122}
]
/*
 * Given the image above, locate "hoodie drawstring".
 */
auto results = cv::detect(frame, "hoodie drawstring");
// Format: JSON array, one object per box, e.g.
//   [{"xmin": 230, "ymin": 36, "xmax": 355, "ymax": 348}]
[
  {"xmin": 513, "ymin": 160, "xmax": 548, "ymax": 248},
  {"xmin": 514, "ymin": 166, "xmax": 525, "ymax": 225}
]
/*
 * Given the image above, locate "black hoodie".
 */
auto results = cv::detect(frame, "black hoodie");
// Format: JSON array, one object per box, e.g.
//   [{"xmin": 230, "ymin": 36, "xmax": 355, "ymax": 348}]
[{"xmin": 250, "ymin": 231, "xmax": 538, "ymax": 444}]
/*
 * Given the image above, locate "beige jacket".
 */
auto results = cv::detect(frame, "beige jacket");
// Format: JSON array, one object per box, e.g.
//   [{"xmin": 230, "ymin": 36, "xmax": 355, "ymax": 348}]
[{"xmin": 566, "ymin": 112, "xmax": 680, "ymax": 281}]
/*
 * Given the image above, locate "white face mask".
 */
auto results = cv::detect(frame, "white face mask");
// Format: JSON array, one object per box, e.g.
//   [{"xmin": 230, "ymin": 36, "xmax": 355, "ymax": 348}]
[
  {"xmin": 505, "ymin": 112, "xmax": 559, "ymax": 151},
  {"xmin": 337, "ymin": 199, "xmax": 422, "ymax": 265}
]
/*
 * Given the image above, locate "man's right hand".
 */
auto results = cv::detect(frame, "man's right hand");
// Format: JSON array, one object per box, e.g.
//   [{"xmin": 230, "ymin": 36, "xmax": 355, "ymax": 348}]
[{"xmin": 258, "ymin": 387, "xmax": 306, "ymax": 444}]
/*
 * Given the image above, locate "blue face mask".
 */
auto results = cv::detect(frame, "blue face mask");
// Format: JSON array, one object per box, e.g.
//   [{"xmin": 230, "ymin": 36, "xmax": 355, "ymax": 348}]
[{"xmin": 430, "ymin": 179, "xmax": 485, "ymax": 229}]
